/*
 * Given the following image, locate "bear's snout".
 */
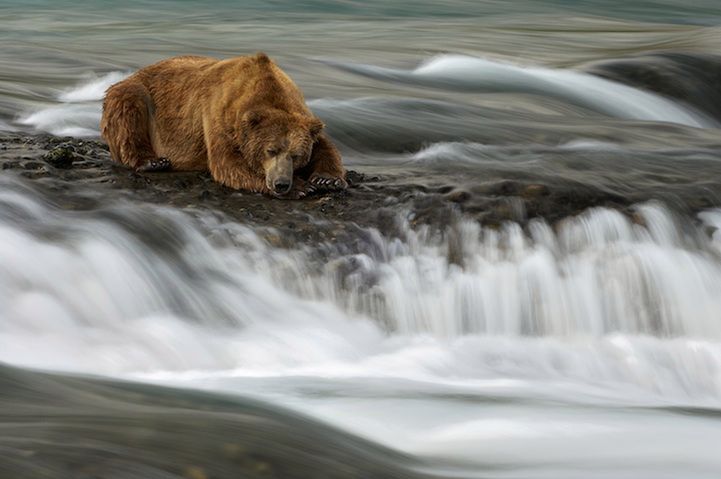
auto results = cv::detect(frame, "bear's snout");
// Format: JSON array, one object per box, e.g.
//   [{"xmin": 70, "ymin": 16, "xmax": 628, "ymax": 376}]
[
  {"xmin": 273, "ymin": 180, "xmax": 292, "ymax": 195},
  {"xmin": 265, "ymin": 153, "xmax": 295, "ymax": 196}
]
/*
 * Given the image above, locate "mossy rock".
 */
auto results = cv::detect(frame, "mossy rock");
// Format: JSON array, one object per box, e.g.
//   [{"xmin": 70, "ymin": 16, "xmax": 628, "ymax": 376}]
[{"xmin": 43, "ymin": 145, "xmax": 76, "ymax": 169}]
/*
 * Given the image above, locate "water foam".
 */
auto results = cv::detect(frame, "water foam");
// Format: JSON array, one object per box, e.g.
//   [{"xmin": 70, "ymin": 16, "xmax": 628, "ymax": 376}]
[
  {"xmin": 57, "ymin": 71, "xmax": 128, "ymax": 103},
  {"xmin": 18, "ymin": 71, "xmax": 128, "ymax": 137},
  {"xmin": 327, "ymin": 54, "xmax": 715, "ymax": 128}
]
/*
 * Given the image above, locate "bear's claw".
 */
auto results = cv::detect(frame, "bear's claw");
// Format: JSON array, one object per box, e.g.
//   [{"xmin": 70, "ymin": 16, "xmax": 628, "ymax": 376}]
[
  {"xmin": 137, "ymin": 158, "xmax": 171, "ymax": 172},
  {"xmin": 309, "ymin": 174, "xmax": 347, "ymax": 191}
]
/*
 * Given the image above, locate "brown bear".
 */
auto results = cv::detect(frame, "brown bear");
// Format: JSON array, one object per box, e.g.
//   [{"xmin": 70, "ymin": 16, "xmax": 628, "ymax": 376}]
[{"xmin": 100, "ymin": 53, "xmax": 346, "ymax": 198}]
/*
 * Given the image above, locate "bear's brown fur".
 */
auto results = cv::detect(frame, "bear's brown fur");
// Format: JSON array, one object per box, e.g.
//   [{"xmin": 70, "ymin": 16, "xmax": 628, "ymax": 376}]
[{"xmin": 100, "ymin": 53, "xmax": 346, "ymax": 198}]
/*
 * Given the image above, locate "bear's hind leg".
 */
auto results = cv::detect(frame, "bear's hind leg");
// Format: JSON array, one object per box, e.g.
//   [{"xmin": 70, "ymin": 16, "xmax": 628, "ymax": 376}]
[
  {"xmin": 100, "ymin": 80, "xmax": 167, "ymax": 171},
  {"xmin": 303, "ymin": 134, "xmax": 347, "ymax": 191}
]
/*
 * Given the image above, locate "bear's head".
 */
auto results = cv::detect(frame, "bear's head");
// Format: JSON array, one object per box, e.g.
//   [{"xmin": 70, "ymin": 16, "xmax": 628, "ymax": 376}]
[{"xmin": 238, "ymin": 109, "xmax": 324, "ymax": 196}]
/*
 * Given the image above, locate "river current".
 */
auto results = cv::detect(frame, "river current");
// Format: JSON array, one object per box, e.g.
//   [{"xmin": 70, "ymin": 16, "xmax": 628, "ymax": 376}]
[{"xmin": 2, "ymin": 1, "xmax": 721, "ymax": 478}]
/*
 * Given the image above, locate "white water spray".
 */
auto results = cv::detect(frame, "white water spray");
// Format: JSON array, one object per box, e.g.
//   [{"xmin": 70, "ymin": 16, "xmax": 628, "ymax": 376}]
[{"xmin": 17, "ymin": 71, "xmax": 128, "ymax": 137}]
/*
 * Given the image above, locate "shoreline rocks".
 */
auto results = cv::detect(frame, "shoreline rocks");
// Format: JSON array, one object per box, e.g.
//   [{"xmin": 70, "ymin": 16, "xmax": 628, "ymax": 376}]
[{"xmin": 2, "ymin": 133, "xmax": 720, "ymax": 246}]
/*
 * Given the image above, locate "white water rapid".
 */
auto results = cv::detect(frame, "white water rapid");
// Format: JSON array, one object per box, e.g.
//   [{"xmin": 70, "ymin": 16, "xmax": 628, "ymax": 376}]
[{"xmin": 1, "ymin": 174, "xmax": 721, "ymax": 477}]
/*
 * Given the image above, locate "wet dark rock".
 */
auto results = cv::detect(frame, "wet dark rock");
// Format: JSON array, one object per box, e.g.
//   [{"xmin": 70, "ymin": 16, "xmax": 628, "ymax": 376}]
[
  {"xmin": 345, "ymin": 169, "xmax": 364, "ymax": 186},
  {"xmin": 43, "ymin": 144, "xmax": 77, "ymax": 169},
  {"xmin": 522, "ymin": 184, "xmax": 549, "ymax": 198},
  {"xmin": 445, "ymin": 189, "xmax": 470, "ymax": 203},
  {"xmin": 585, "ymin": 52, "xmax": 721, "ymax": 124},
  {"xmin": 22, "ymin": 161, "xmax": 45, "ymax": 170}
]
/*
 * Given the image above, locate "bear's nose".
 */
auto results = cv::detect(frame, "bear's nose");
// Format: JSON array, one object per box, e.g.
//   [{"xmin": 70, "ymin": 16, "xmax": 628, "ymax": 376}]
[{"xmin": 273, "ymin": 181, "xmax": 291, "ymax": 194}]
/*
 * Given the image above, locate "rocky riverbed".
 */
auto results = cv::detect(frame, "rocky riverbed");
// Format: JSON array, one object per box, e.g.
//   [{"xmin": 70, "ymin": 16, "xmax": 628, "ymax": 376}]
[{"xmin": 7, "ymin": 132, "xmax": 719, "ymax": 245}]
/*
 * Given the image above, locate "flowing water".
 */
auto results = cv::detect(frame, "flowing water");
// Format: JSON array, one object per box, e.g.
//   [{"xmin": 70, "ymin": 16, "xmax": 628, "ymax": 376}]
[{"xmin": 2, "ymin": 1, "xmax": 721, "ymax": 477}]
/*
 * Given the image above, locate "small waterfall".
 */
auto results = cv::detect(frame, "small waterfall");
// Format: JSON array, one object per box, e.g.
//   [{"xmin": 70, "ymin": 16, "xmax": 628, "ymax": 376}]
[
  {"xmin": 257, "ymin": 202, "xmax": 721, "ymax": 340},
  {"xmin": 1, "ymin": 176, "xmax": 721, "ymax": 400}
]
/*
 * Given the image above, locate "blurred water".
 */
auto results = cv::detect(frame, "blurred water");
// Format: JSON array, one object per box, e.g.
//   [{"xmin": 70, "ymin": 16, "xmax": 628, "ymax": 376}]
[
  {"xmin": 2, "ymin": 174, "xmax": 721, "ymax": 477},
  {"xmin": 3, "ymin": 1, "xmax": 721, "ymax": 477},
  {"xmin": 3, "ymin": 0, "xmax": 721, "ymax": 141}
]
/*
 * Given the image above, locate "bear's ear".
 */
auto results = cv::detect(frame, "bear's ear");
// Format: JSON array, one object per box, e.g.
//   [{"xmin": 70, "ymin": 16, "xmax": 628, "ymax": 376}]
[
  {"xmin": 308, "ymin": 118, "xmax": 324, "ymax": 139},
  {"xmin": 241, "ymin": 110, "xmax": 263, "ymax": 129}
]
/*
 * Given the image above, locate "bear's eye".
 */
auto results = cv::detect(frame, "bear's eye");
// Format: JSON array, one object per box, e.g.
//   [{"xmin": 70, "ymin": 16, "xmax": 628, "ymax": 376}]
[{"xmin": 266, "ymin": 148, "xmax": 279, "ymax": 156}]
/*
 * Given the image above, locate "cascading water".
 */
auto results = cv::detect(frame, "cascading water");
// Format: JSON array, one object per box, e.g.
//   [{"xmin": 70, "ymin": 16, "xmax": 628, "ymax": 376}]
[{"xmin": 3, "ymin": 170, "xmax": 721, "ymax": 478}]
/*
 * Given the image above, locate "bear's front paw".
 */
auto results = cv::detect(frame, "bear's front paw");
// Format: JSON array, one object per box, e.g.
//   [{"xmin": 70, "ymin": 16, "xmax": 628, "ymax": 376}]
[{"xmin": 309, "ymin": 173, "xmax": 347, "ymax": 191}]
